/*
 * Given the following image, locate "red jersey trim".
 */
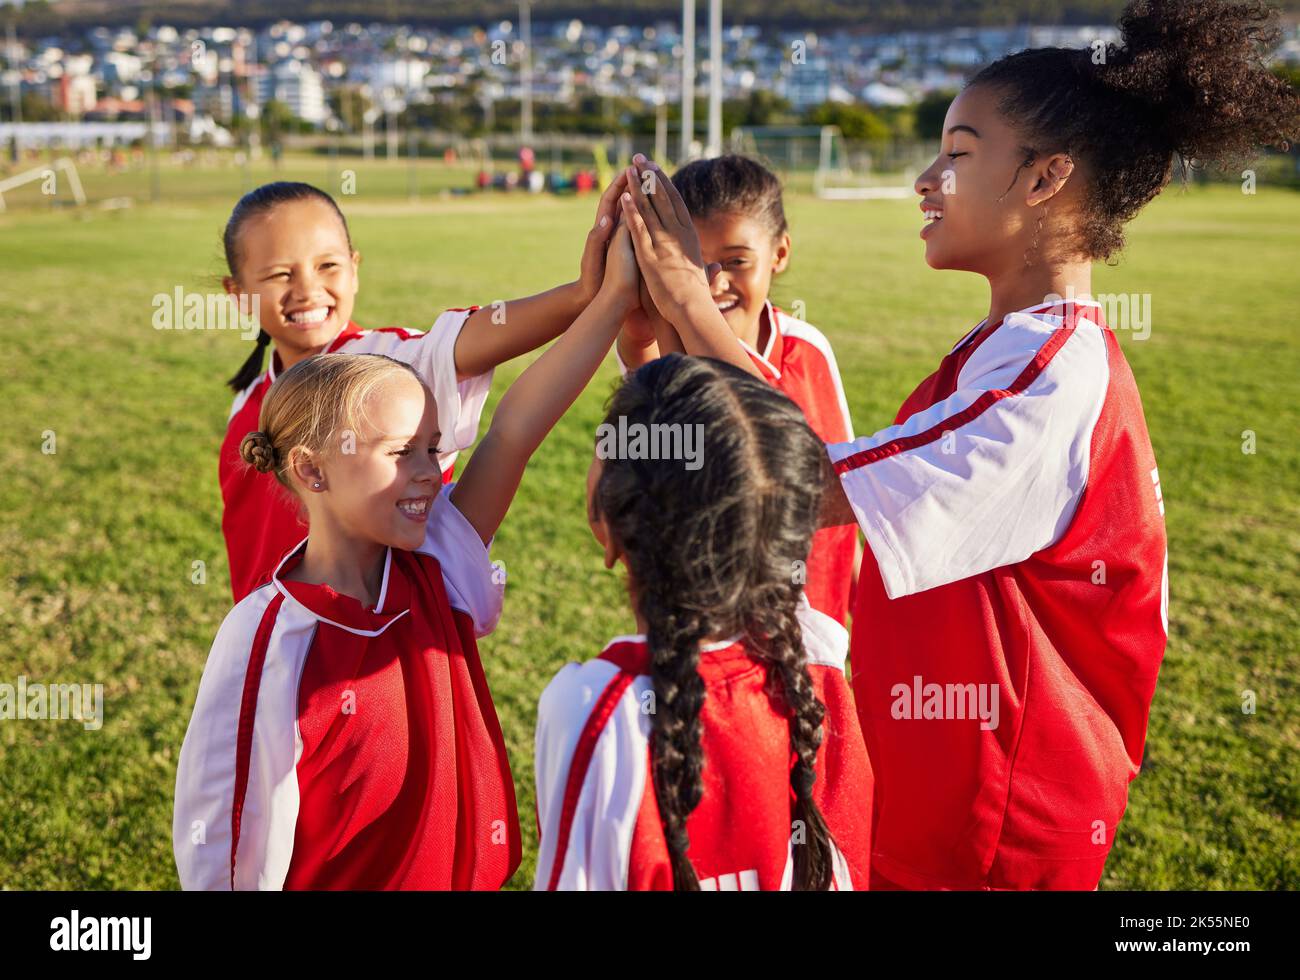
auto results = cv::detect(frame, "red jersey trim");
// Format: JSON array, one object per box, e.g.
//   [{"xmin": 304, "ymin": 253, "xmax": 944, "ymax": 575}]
[
  {"xmin": 833, "ymin": 305, "xmax": 1099, "ymax": 476},
  {"xmin": 545, "ymin": 667, "xmax": 640, "ymax": 891},
  {"xmin": 230, "ymin": 590, "xmax": 286, "ymax": 888}
]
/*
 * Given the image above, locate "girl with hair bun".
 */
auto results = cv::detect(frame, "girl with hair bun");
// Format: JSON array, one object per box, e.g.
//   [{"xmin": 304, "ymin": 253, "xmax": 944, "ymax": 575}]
[
  {"xmin": 534, "ymin": 354, "xmax": 874, "ymax": 891},
  {"xmin": 174, "ymin": 220, "xmax": 644, "ymax": 890},
  {"xmin": 620, "ymin": 0, "xmax": 1300, "ymax": 890}
]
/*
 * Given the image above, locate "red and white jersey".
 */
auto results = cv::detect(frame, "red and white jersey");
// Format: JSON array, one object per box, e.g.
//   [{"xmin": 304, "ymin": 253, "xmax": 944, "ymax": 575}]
[
  {"xmin": 617, "ymin": 301, "xmax": 858, "ymax": 623},
  {"xmin": 220, "ymin": 309, "xmax": 490, "ymax": 603},
  {"xmin": 174, "ymin": 483, "xmax": 520, "ymax": 890},
  {"xmin": 827, "ymin": 299, "xmax": 1168, "ymax": 890},
  {"xmin": 533, "ymin": 598, "xmax": 874, "ymax": 890}
]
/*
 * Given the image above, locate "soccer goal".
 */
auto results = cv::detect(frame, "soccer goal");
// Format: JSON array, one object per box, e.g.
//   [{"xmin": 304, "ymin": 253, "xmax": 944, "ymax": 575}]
[
  {"xmin": 730, "ymin": 124, "xmax": 914, "ymax": 200},
  {"xmin": 0, "ymin": 157, "xmax": 88, "ymax": 212}
]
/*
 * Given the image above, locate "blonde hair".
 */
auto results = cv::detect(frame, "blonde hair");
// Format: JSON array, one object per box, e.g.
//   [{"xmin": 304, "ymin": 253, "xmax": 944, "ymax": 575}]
[{"xmin": 239, "ymin": 353, "xmax": 422, "ymax": 493}]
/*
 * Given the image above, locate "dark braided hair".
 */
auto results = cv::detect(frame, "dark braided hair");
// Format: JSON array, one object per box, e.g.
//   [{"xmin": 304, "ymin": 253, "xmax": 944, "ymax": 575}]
[
  {"xmin": 592, "ymin": 353, "xmax": 836, "ymax": 890},
  {"xmin": 221, "ymin": 182, "xmax": 353, "ymax": 392},
  {"xmin": 671, "ymin": 154, "xmax": 788, "ymax": 242},
  {"xmin": 969, "ymin": 0, "xmax": 1300, "ymax": 260}
]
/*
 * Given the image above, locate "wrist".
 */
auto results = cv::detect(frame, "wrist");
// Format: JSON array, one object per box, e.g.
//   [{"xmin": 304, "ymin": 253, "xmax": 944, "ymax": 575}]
[{"xmin": 563, "ymin": 279, "xmax": 592, "ymax": 312}]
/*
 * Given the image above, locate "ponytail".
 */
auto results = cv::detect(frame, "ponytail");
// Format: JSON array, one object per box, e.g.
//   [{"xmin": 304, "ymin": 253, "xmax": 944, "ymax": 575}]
[
  {"xmin": 969, "ymin": 0, "xmax": 1300, "ymax": 259},
  {"xmin": 227, "ymin": 329, "xmax": 272, "ymax": 393}
]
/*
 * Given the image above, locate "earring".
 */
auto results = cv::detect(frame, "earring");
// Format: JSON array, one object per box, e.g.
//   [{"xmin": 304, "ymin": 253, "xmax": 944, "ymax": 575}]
[
  {"xmin": 312, "ymin": 481, "xmax": 322, "ymax": 489},
  {"xmin": 1024, "ymin": 205, "xmax": 1048, "ymax": 268}
]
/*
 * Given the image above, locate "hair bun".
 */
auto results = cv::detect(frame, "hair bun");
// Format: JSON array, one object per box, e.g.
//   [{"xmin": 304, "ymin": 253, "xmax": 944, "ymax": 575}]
[{"xmin": 240, "ymin": 431, "xmax": 278, "ymax": 473}]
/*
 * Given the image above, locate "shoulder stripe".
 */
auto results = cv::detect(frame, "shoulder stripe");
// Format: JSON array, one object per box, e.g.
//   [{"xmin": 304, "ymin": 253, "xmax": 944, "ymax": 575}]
[
  {"xmin": 229, "ymin": 590, "xmax": 285, "ymax": 888},
  {"xmin": 833, "ymin": 309, "xmax": 1096, "ymax": 476},
  {"xmin": 545, "ymin": 668, "xmax": 641, "ymax": 891}
]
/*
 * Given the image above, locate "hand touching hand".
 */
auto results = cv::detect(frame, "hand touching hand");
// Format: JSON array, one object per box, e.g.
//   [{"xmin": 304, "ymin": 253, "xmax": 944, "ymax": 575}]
[
  {"xmin": 618, "ymin": 154, "xmax": 717, "ymax": 324},
  {"xmin": 575, "ymin": 170, "xmax": 630, "ymax": 306}
]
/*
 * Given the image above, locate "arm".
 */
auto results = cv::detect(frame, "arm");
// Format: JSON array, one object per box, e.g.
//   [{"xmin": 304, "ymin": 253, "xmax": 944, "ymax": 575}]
[
  {"xmin": 619, "ymin": 154, "xmax": 763, "ymax": 380},
  {"xmin": 614, "ymin": 280, "xmax": 684, "ymax": 375},
  {"xmin": 453, "ymin": 174, "xmax": 627, "ymax": 380},
  {"xmin": 450, "ymin": 224, "xmax": 640, "ymax": 545}
]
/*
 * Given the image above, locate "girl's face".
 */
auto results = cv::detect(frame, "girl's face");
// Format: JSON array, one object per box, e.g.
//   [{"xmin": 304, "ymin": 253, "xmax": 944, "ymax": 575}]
[
  {"xmin": 300, "ymin": 373, "xmax": 442, "ymax": 553},
  {"xmin": 914, "ymin": 84, "xmax": 1039, "ymax": 276},
  {"xmin": 693, "ymin": 211, "xmax": 790, "ymax": 347},
  {"xmin": 225, "ymin": 198, "xmax": 360, "ymax": 361}
]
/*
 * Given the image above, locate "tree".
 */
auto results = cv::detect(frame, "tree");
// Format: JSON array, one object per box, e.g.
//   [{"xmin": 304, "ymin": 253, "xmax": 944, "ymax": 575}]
[{"xmin": 804, "ymin": 101, "xmax": 890, "ymax": 142}]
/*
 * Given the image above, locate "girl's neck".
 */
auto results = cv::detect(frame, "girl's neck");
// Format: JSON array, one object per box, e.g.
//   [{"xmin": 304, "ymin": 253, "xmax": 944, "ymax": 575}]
[
  {"xmin": 985, "ymin": 259, "xmax": 1092, "ymax": 332},
  {"xmin": 276, "ymin": 340, "xmax": 331, "ymax": 374},
  {"xmin": 286, "ymin": 522, "xmax": 388, "ymax": 610}
]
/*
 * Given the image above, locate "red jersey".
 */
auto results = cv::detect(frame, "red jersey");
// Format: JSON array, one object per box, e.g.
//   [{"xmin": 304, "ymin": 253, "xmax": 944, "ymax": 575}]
[
  {"xmin": 220, "ymin": 309, "xmax": 490, "ymax": 603},
  {"xmin": 827, "ymin": 299, "xmax": 1168, "ymax": 890},
  {"xmin": 534, "ymin": 599, "xmax": 874, "ymax": 890},
  {"xmin": 618, "ymin": 301, "xmax": 858, "ymax": 623},
  {"xmin": 174, "ymin": 484, "xmax": 520, "ymax": 890}
]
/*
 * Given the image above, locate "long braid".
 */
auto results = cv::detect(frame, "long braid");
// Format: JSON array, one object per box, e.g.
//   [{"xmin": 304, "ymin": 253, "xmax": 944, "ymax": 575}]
[{"xmin": 594, "ymin": 353, "xmax": 838, "ymax": 890}]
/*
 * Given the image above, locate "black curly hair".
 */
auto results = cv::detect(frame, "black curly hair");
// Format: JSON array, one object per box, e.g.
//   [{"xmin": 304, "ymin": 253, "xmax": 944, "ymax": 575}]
[
  {"xmin": 969, "ymin": 0, "xmax": 1300, "ymax": 260},
  {"xmin": 221, "ymin": 182, "xmax": 353, "ymax": 392},
  {"xmin": 591, "ymin": 353, "xmax": 837, "ymax": 891}
]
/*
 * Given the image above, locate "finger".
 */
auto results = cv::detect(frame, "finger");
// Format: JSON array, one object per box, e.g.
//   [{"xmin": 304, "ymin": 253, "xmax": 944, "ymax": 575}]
[
  {"xmin": 624, "ymin": 164, "xmax": 664, "ymax": 240},
  {"xmin": 634, "ymin": 158, "xmax": 674, "ymax": 229},
  {"xmin": 705, "ymin": 261, "xmax": 722, "ymax": 285},
  {"xmin": 620, "ymin": 192, "xmax": 657, "ymax": 258},
  {"xmin": 593, "ymin": 170, "xmax": 628, "ymax": 236},
  {"xmin": 646, "ymin": 158, "xmax": 692, "ymax": 228}
]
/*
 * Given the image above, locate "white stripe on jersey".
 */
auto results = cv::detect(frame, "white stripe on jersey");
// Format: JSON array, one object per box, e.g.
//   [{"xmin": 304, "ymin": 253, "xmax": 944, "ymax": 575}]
[
  {"xmin": 173, "ymin": 585, "xmax": 313, "ymax": 890},
  {"xmin": 828, "ymin": 309, "xmax": 1110, "ymax": 599},
  {"xmin": 533, "ymin": 658, "xmax": 653, "ymax": 891}
]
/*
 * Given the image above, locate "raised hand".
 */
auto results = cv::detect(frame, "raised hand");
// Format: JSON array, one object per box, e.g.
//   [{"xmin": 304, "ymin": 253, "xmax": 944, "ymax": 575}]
[
  {"xmin": 575, "ymin": 169, "xmax": 632, "ymax": 306},
  {"xmin": 618, "ymin": 154, "xmax": 714, "ymax": 323},
  {"xmin": 618, "ymin": 153, "xmax": 763, "ymax": 379}
]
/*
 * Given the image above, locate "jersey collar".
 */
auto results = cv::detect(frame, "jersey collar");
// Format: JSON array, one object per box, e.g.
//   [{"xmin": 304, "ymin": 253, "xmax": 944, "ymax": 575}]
[
  {"xmin": 740, "ymin": 301, "xmax": 783, "ymax": 382},
  {"xmin": 270, "ymin": 538, "xmax": 411, "ymax": 637},
  {"xmin": 266, "ymin": 322, "xmax": 363, "ymax": 384},
  {"xmin": 950, "ymin": 298, "xmax": 1105, "ymax": 355}
]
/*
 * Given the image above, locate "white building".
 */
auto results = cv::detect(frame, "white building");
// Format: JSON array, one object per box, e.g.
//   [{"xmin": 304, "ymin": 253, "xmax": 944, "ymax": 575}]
[{"xmin": 257, "ymin": 59, "xmax": 326, "ymax": 124}]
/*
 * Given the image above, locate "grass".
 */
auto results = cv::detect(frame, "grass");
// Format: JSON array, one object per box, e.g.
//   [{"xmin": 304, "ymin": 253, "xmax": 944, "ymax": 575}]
[{"xmin": 0, "ymin": 153, "xmax": 1296, "ymax": 890}]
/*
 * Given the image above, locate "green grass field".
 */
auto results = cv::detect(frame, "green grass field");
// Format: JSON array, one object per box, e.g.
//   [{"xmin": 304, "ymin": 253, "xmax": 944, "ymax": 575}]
[{"xmin": 1, "ymin": 154, "xmax": 1296, "ymax": 889}]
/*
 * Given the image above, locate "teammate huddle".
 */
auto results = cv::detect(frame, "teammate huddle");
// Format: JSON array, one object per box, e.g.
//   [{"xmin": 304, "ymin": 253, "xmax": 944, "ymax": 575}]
[{"xmin": 173, "ymin": 0, "xmax": 1300, "ymax": 890}]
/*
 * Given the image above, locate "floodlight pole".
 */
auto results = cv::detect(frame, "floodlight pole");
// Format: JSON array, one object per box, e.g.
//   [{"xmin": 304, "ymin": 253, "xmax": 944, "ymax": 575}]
[
  {"xmin": 707, "ymin": 0, "xmax": 722, "ymax": 157},
  {"xmin": 680, "ymin": 0, "xmax": 694, "ymax": 162}
]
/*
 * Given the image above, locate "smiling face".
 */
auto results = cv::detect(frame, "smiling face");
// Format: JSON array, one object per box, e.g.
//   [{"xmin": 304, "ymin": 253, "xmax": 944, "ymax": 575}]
[
  {"xmin": 914, "ymin": 84, "xmax": 1042, "ymax": 276},
  {"xmin": 693, "ymin": 211, "xmax": 790, "ymax": 351},
  {"xmin": 301, "ymin": 372, "xmax": 442, "ymax": 553},
  {"xmin": 224, "ymin": 197, "xmax": 360, "ymax": 362}
]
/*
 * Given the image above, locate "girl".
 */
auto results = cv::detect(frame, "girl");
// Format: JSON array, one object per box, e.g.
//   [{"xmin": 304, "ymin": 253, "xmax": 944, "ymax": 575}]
[
  {"xmin": 534, "ymin": 354, "xmax": 874, "ymax": 890},
  {"xmin": 616, "ymin": 155, "xmax": 861, "ymax": 625},
  {"xmin": 619, "ymin": 0, "xmax": 1299, "ymax": 889},
  {"xmin": 219, "ymin": 178, "xmax": 625, "ymax": 602},
  {"xmin": 174, "ymin": 219, "xmax": 643, "ymax": 890}
]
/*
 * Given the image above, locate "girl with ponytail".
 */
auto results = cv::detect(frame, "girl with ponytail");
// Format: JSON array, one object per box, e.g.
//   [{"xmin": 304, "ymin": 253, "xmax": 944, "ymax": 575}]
[
  {"xmin": 533, "ymin": 353, "xmax": 873, "ymax": 890},
  {"xmin": 620, "ymin": 1, "xmax": 1300, "ymax": 890},
  {"xmin": 217, "ymin": 177, "xmax": 628, "ymax": 602}
]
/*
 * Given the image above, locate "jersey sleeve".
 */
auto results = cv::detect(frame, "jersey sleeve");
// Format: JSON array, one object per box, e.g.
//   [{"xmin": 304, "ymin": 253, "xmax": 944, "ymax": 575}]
[
  {"xmin": 339, "ymin": 309, "xmax": 490, "ymax": 460},
  {"xmin": 418, "ymin": 482, "xmax": 503, "ymax": 637},
  {"xmin": 173, "ymin": 590, "xmax": 302, "ymax": 890},
  {"xmin": 533, "ymin": 660, "xmax": 653, "ymax": 891},
  {"xmin": 827, "ymin": 312, "xmax": 1110, "ymax": 599}
]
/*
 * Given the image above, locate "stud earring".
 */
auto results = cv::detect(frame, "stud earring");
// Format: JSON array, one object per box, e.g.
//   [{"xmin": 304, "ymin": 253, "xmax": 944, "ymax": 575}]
[{"xmin": 313, "ymin": 481, "xmax": 322, "ymax": 489}]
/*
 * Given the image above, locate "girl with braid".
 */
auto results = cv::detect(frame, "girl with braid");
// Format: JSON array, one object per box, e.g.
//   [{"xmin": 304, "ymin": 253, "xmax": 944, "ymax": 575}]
[
  {"xmin": 533, "ymin": 354, "xmax": 873, "ymax": 890},
  {"xmin": 618, "ymin": 1, "xmax": 1300, "ymax": 889}
]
